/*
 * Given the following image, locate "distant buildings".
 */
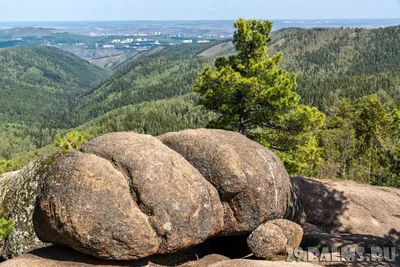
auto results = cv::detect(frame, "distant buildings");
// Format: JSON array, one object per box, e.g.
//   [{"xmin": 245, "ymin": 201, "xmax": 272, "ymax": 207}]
[
  {"xmin": 183, "ymin": 40, "xmax": 193, "ymax": 44},
  {"xmin": 121, "ymin": 39, "xmax": 133, "ymax": 44},
  {"xmin": 103, "ymin": 44, "xmax": 115, "ymax": 48}
]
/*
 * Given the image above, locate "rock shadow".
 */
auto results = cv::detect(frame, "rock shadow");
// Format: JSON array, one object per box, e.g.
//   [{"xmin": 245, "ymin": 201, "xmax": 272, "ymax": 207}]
[{"xmin": 291, "ymin": 176, "xmax": 350, "ymax": 233}]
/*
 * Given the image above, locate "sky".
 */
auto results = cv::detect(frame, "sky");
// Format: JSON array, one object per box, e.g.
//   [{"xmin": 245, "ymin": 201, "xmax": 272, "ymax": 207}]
[{"xmin": 0, "ymin": 0, "xmax": 400, "ymax": 21}]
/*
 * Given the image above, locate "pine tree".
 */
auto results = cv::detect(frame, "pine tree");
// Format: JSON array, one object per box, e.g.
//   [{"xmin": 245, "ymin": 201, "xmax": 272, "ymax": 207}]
[
  {"xmin": 55, "ymin": 131, "xmax": 93, "ymax": 153},
  {"xmin": 193, "ymin": 18, "xmax": 325, "ymax": 174}
]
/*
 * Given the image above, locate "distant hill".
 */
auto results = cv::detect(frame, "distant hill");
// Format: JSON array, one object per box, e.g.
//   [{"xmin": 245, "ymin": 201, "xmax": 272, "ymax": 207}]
[
  {"xmin": 199, "ymin": 41, "xmax": 234, "ymax": 57},
  {"xmin": 270, "ymin": 26, "xmax": 400, "ymax": 75},
  {"xmin": 0, "ymin": 46, "xmax": 109, "ymax": 126},
  {"xmin": 72, "ymin": 42, "xmax": 218, "ymax": 125},
  {"xmin": 0, "ymin": 46, "xmax": 108, "ymax": 163},
  {"xmin": 88, "ymin": 47, "xmax": 166, "ymax": 71},
  {"xmin": 0, "ymin": 28, "xmax": 97, "ymax": 49},
  {"xmin": 4, "ymin": 26, "xmax": 400, "ymax": 172},
  {"xmin": 268, "ymin": 26, "xmax": 400, "ymax": 110},
  {"xmin": 76, "ymin": 94, "xmax": 215, "ymax": 137},
  {"xmin": 73, "ymin": 26, "xmax": 400, "ymax": 133},
  {"xmin": 0, "ymin": 27, "xmax": 63, "ymax": 37}
]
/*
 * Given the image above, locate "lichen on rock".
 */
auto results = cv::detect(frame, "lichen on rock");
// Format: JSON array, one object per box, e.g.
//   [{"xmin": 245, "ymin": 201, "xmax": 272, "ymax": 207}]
[{"xmin": 0, "ymin": 153, "xmax": 63, "ymax": 259}]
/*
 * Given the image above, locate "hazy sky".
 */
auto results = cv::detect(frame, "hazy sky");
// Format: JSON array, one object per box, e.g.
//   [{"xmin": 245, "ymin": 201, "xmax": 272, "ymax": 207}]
[{"xmin": 1, "ymin": 0, "xmax": 400, "ymax": 21}]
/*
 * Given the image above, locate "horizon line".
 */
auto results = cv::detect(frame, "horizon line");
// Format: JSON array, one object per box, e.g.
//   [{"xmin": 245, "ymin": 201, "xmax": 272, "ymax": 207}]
[{"xmin": 1, "ymin": 18, "xmax": 400, "ymax": 23}]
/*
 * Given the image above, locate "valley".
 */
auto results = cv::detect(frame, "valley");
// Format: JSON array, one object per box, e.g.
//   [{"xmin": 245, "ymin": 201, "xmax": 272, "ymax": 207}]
[{"xmin": 1, "ymin": 24, "xmax": 400, "ymax": 187}]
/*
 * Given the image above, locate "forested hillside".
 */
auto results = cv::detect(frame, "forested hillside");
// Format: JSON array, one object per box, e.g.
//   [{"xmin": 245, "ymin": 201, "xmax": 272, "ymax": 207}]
[
  {"xmin": 76, "ymin": 94, "xmax": 216, "ymax": 137},
  {"xmin": 71, "ymin": 42, "xmax": 219, "ymax": 126},
  {"xmin": 0, "ymin": 42, "xmax": 221, "ymax": 172},
  {"xmin": 0, "ymin": 46, "xmax": 109, "ymax": 125},
  {"xmin": 269, "ymin": 26, "xmax": 400, "ymax": 110},
  {"xmin": 0, "ymin": 46, "xmax": 108, "ymax": 169},
  {"xmin": 2, "ymin": 26, "xmax": 400, "ymax": 187}
]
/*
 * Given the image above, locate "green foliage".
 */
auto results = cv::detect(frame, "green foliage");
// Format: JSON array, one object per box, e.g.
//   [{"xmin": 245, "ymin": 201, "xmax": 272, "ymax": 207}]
[
  {"xmin": 194, "ymin": 19, "xmax": 298, "ymax": 133},
  {"xmin": 55, "ymin": 131, "xmax": 93, "ymax": 153},
  {"xmin": 77, "ymin": 94, "xmax": 216, "ymax": 137},
  {"xmin": 0, "ymin": 43, "xmax": 216, "ymax": 172},
  {"xmin": 0, "ymin": 213, "xmax": 13, "ymax": 240},
  {"xmin": 0, "ymin": 46, "xmax": 109, "ymax": 127},
  {"xmin": 318, "ymin": 95, "xmax": 400, "ymax": 187},
  {"xmin": 0, "ymin": 46, "xmax": 108, "ymax": 171},
  {"xmin": 193, "ymin": 19, "xmax": 325, "ymax": 173},
  {"xmin": 268, "ymin": 26, "xmax": 400, "ymax": 112},
  {"xmin": 73, "ymin": 45, "xmax": 215, "ymax": 126},
  {"xmin": 0, "ymin": 159, "xmax": 13, "ymax": 175}
]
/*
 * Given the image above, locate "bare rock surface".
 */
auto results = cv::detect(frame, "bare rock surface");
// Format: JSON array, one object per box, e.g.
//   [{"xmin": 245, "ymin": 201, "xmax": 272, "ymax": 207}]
[
  {"xmin": 159, "ymin": 129, "xmax": 303, "ymax": 234},
  {"xmin": 179, "ymin": 254, "xmax": 230, "ymax": 267},
  {"xmin": 270, "ymin": 219, "xmax": 304, "ymax": 249},
  {"xmin": 34, "ymin": 132, "xmax": 224, "ymax": 260},
  {"xmin": 292, "ymin": 176, "xmax": 400, "ymax": 244}
]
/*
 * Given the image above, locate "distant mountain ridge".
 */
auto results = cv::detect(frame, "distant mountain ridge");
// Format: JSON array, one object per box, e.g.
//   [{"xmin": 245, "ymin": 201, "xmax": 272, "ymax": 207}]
[
  {"xmin": 3, "ymin": 25, "xmax": 400, "ymax": 172},
  {"xmin": 0, "ymin": 27, "xmax": 64, "ymax": 37}
]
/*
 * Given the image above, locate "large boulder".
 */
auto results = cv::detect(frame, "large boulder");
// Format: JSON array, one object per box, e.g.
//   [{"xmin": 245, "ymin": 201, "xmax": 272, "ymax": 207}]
[
  {"xmin": 292, "ymin": 177, "xmax": 400, "ymax": 244},
  {"xmin": 159, "ymin": 129, "xmax": 304, "ymax": 234},
  {"xmin": 247, "ymin": 219, "xmax": 303, "ymax": 260},
  {"xmin": 33, "ymin": 133, "xmax": 224, "ymax": 260},
  {"xmin": 247, "ymin": 223, "xmax": 286, "ymax": 260}
]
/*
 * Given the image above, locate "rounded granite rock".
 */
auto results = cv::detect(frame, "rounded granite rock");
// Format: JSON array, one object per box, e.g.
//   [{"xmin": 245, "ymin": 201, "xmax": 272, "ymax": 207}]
[
  {"xmin": 247, "ymin": 222, "xmax": 287, "ymax": 260},
  {"xmin": 33, "ymin": 132, "xmax": 224, "ymax": 260},
  {"xmin": 159, "ymin": 129, "xmax": 297, "ymax": 234}
]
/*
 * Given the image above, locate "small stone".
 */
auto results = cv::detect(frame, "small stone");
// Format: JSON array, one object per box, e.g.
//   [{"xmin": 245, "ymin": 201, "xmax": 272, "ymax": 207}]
[{"xmin": 247, "ymin": 219, "xmax": 304, "ymax": 260}]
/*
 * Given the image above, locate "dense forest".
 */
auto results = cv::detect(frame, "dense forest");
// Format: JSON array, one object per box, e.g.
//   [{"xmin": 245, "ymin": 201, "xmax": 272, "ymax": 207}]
[
  {"xmin": 71, "ymin": 43, "xmax": 217, "ymax": 125},
  {"xmin": 1, "ymin": 26, "xmax": 400, "ymax": 187},
  {"xmin": 270, "ymin": 26, "xmax": 400, "ymax": 111},
  {"xmin": 0, "ymin": 46, "xmax": 109, "ymax": 171},
  {"xmin": 0, "ymin": 41, "xmax": 221, "ymax": 172},
  {"xmin": 0, "ymin": 46, "xmax": 108, "ymax": 125}
]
